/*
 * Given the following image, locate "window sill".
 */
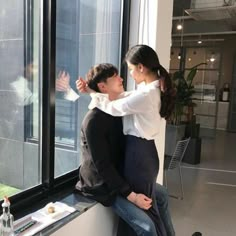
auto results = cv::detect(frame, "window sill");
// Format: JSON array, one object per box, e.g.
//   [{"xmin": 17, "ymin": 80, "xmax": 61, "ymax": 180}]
[{"xmin": 14, "ymin": 192, "xmax": 96, "ymax": 236}]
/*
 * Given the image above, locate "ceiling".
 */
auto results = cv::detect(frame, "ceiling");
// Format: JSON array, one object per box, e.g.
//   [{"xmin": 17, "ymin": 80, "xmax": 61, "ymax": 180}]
[{"xmin": 172, "ymin": 0, "xmax": 236, "ymax": 46}]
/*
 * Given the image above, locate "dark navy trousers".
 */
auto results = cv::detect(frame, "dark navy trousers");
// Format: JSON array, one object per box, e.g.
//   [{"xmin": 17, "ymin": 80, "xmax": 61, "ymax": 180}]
[{"xmin": 123, "ymin": 135, "xmax": 167, "ymax": 236}]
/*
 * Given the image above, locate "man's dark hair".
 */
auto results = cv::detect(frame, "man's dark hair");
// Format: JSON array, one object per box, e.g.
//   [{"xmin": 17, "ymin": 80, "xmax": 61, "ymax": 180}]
[{"xmin": 86, "ymin": 63, "xmax": 118, "ymax": 92}]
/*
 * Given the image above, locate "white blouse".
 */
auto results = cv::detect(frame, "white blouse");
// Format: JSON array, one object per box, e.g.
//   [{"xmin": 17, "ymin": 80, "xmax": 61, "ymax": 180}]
[{"xmin": 88, "ymin": 80, "xmax": 162, "ymax": 140}]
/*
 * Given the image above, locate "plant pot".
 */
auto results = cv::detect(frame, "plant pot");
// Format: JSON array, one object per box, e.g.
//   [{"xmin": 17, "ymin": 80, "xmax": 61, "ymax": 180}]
[
  {"xmin": 185, "ymin": 123, "xmax": 200, "ymax": 138},
  {"xmin": 182, "ymin": 137, "xmax": 201, "ymax": 165},
  {"xmin": 165, "ymin": 124, "xmax": 186, "ymax": 156},
  {"xmin": 186, "ymin": 105, "xmax": 194, "ymax": 122}
]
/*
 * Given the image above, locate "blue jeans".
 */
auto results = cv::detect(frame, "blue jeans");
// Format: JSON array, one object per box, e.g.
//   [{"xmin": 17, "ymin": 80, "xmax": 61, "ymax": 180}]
[
  {"xmin": 155, "ymin": 183, "xmax": 175, "ymax": 236},
  {"xmin": 112, "ymin": 195, "xmax": 157, "ymax": 236},
  {"xmin": 112, "ymin": 183, "xmax": 175, "ymax": 236}
]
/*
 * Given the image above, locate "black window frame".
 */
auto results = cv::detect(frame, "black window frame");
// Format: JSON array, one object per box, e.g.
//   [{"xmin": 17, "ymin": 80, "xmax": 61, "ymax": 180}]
[
  {"xmin": 24, "ymin": 0, "xmax": 34, "ymax": 141},
  {"xmin": 0, "ymin": 0, "xmax": 131, "ymax": 216}
]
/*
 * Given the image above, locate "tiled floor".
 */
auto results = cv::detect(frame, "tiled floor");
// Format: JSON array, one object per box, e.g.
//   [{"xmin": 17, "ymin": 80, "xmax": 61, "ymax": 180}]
[{"xmin": 168, "ymin": 130, "xmax": 236, "ymax": 236}]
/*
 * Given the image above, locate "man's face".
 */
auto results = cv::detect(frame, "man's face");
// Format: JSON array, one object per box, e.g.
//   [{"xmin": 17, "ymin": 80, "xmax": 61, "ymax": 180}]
[{"xmin": 98, "ymin": 74, "xmax": 124, "ymax": 98}]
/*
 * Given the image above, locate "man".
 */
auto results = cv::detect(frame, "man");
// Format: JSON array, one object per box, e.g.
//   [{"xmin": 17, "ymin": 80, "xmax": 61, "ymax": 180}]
[{"xmin": 75, "ymin": 63, "xmax": 175, "ymax": 236}]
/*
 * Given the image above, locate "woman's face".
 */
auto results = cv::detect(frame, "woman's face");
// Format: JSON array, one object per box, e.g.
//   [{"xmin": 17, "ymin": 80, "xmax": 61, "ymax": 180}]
[{"xmin": 127, "ymin": 61, "xmax": 144, "ymax": 84}]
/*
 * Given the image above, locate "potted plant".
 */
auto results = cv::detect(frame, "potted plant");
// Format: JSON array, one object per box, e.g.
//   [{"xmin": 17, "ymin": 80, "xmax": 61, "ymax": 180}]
[
  {"xmin": 165, "ymin": 63, "xmax": 206, "ymax": 157},
  {"xmin": 170, "ymin": 62, "xmax": 207, "ymax": 125}
]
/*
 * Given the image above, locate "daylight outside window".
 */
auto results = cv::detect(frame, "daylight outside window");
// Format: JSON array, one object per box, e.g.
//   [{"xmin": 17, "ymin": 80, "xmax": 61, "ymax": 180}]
[
  {"xmin": 0, "ymin": 0, "xmax": 125, "ymax": 199},
  {"xmin": 0, "ymin": 0, "xmax": 42, "ymax": 200},
  {"xmin": 54, "ymin": 0, "xmax": 124, "ymax": 177}
]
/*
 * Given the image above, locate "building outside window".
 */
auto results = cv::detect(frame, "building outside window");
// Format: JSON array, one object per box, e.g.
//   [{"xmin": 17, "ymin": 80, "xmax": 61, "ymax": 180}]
[
  {"xmin": 54, "ymin": 0, "xmax": 123, "ymax": 177},
  {"xmin": 0, "ymin": 0, "xmax": 125, "ymax": 200},
  {"xmin": 0, "ymin": 0, "xmax": 41, "ymax": 198}
]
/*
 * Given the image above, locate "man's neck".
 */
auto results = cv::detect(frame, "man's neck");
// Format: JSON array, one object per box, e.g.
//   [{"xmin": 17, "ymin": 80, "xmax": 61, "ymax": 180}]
[
  {"xmin": 108, "ymin": 93, "xmax": 120, "ymax": 101},
  {"xmin": 99, "ymin": 90, "xmax": 121, "ymax": 101}
]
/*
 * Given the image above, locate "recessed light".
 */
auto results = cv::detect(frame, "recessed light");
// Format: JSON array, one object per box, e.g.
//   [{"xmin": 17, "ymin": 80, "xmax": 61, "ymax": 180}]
[{"xmin": 177, "ymin": 24, "xmax": 183, "ymax": 30}]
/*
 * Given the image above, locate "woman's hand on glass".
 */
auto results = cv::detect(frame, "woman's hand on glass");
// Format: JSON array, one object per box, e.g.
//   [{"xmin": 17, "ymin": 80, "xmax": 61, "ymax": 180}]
[{"xmin": 56, "ymin": 71, "xmax": 71, "ymax": 92}]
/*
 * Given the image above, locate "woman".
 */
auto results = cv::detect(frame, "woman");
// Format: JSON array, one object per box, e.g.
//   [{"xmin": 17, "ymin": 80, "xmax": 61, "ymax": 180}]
[{"xmin": 78, "ymin": 45, "xmax": 175, "ymax": 235}]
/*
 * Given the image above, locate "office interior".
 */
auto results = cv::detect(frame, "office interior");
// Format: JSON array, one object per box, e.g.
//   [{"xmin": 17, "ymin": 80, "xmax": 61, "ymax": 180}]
[{"xmin": 0, "ymin": 0, "xmax": 236, "ymax": 235}]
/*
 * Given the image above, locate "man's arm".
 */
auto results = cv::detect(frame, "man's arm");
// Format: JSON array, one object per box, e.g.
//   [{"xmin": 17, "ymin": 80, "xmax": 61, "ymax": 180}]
[{"xmin": 89, "ymin": 89, "xmax": 158, "ymax": 116}]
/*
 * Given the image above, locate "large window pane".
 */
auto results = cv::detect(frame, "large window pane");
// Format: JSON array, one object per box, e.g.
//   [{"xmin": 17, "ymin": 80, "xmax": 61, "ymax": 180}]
[
  {"xmin": 170, "ymin": 47, "xmax": 181, "ymax": 70},
  {"xmin": 185, "ymin": 47, "xmax": 220, "ymax": 70},
  {"xmin": 54, "ymin": 0, "xmax": 123, "ymax": 177},
  {"xmin": 0, "ymin": 0, "xmax": 42, "ymax": 199}
]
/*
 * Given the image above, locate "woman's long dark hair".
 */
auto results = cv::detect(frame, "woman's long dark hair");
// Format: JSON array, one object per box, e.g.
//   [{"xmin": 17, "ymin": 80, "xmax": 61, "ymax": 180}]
[{"xmin": 125, "ymin": 44, "xmax": 176, "ymax": 120}]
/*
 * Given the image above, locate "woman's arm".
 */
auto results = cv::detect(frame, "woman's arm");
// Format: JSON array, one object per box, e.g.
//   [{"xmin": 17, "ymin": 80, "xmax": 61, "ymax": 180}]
[
  {"xmin": 117, "ymin": 91, "xmax": 133, "ymax": 98},
  {"xmin": 89, "ymin": 90, "xmax": 153, "ymax": 116}
]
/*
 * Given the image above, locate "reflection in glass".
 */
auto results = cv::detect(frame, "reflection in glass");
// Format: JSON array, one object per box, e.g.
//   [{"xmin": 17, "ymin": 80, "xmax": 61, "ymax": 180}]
[
  {"xmin": 169, "ymin": 47, "xmax": 181, "ymax": 70},
  {"xmin": 54, "ymin": 0, "xmax": 123, "ymax": 177},
  {"xmin": 185, "ymin": 47, "xmax": 220, "ymax": 69},
  {"xmin": 169, "ymin": 46, "xmax": 221, "ymax": 131},
  {"xmin": 0, "ymin": 0, "xmax": 42, "ymax": 199}
]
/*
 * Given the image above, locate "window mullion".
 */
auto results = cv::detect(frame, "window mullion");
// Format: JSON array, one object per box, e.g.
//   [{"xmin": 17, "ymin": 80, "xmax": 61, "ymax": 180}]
[{"xmin": 41, "ymin": 0, "xmax": 56, "ymax": 191}]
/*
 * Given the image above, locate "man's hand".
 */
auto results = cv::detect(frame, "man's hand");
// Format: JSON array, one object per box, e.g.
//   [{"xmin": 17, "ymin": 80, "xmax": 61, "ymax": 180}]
[
  {"xmin": 56, "ymin": 71, "xmax": 70, "ymax": 92},
  {"xmin": 127, "ymin": 192, "xmax": 152, "ymax": 210}
]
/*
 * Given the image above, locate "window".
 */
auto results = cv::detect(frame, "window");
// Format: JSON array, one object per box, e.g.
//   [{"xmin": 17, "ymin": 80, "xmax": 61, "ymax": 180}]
[
  {"xmin": 0, "ymin": 0, "xmax": 130, "ymax": 207},
  {"xmin": 54, "ymin": 0, "xmax": 124, "ymax": 177},
  {"xmin": 169, "ymin": 46, "xmax": 221, "ymax": 130},
  {"xmin": 0, "ymin": 0, "xmax": 42, "ymax": 198}
]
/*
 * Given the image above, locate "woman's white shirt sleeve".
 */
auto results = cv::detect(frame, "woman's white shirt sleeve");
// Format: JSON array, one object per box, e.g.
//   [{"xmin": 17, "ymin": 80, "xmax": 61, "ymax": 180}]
[
  {"xmin": 89, "ymin": 90, "xmax": 152, "ymax": 117},
  {"xmin": 88, "ymin": 81, "xmax": 161, "ymax": 140}
]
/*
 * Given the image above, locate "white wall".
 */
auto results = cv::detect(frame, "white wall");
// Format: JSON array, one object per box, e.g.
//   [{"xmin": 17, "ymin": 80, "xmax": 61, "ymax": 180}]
[
  {"xmin": 128, "ymin": 0, "xmax": 173, "ymax": 184},
  {"xmin": 51, "ymin": 204, "xmax": 118, "ymax": 236}
]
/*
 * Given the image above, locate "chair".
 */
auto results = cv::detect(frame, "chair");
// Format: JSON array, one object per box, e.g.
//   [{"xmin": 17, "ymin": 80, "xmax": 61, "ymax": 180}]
[{"xmin": 164, "ymin": 137, "xmax": 190, "ymax": 200}]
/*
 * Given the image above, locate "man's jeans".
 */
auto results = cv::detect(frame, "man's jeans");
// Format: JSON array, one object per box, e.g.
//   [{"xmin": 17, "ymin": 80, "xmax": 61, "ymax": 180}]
[{"xmin": 112, "ymin": 183, "xmax": 175, "ymax": 236}]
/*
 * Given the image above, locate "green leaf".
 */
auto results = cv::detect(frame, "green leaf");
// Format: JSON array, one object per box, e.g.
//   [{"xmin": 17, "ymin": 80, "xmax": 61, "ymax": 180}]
[{"xmin": 169, "ymin": 62, "xmax": 207, "ymax": 124}]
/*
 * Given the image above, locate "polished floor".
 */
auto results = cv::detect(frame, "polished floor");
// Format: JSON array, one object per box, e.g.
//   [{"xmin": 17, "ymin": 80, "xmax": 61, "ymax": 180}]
[{"xmin": 167, "ymin": 130, "xmax": 236, "ymax": 236}]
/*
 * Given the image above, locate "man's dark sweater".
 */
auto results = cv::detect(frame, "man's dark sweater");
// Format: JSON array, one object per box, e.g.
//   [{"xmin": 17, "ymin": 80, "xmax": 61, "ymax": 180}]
[{"xmin": 76, "ymin": 108, "xmax": 132, "ymax": 206}]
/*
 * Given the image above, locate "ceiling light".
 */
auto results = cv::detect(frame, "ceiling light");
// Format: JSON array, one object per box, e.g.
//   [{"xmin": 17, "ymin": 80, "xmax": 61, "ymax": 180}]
[
  {"xmin": 197, "ymin": 40, "xmax": 202, "ymax": 44},
  {"xmin": 176, "ymin": 24, "xmax": 183, "ymax": 30},
  {"xmin": 210, "ymin": 52, "xmax": 215, "ymax": 62}
]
